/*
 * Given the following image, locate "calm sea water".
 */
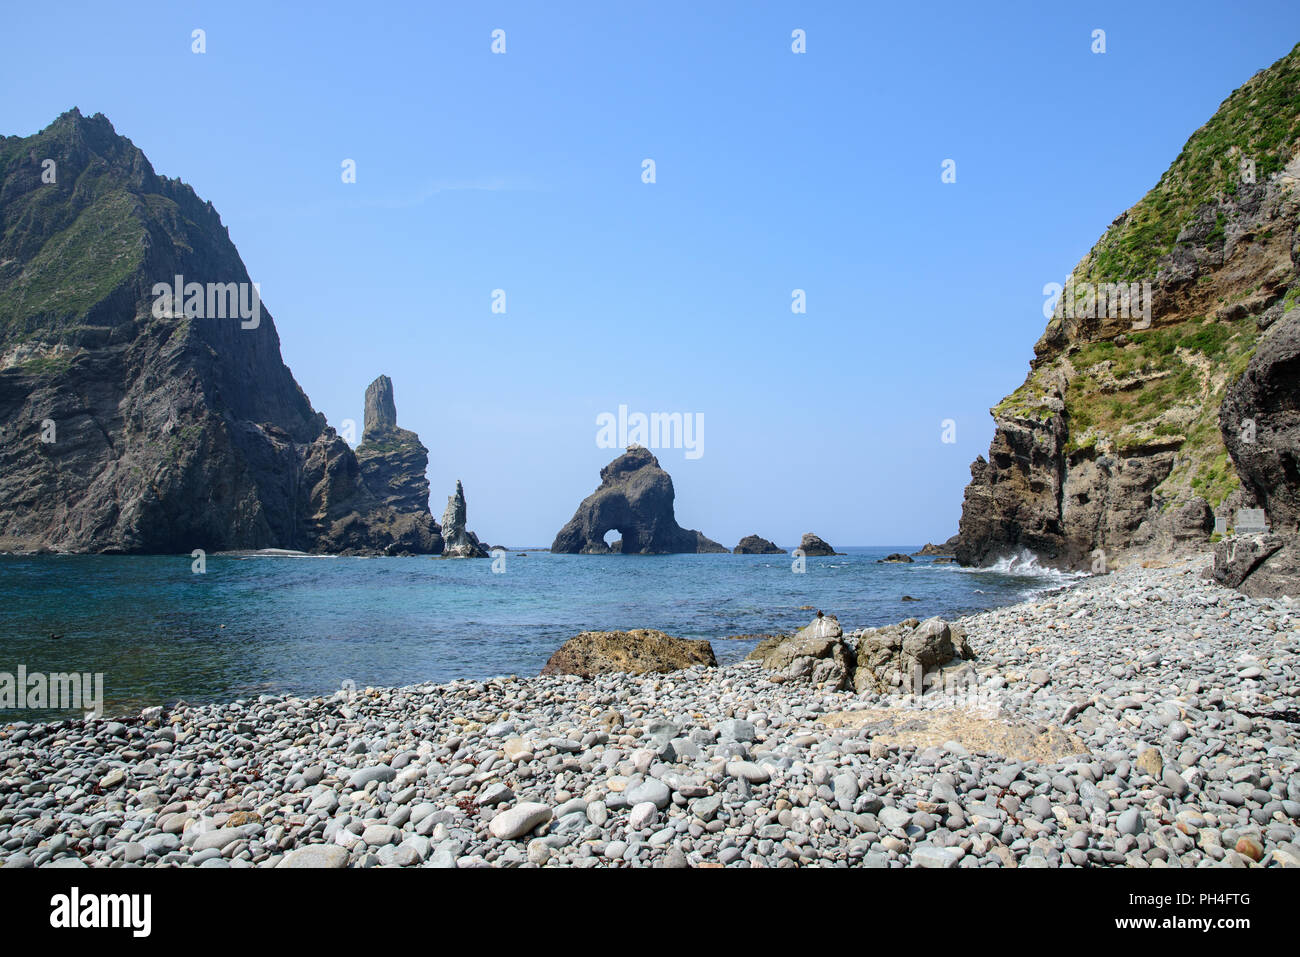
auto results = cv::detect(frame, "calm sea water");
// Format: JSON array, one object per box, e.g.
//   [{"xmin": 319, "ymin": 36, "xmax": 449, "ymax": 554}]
[{"xmin": 0, "ymin": 547, "xmax": 1073, "ymax": 720}]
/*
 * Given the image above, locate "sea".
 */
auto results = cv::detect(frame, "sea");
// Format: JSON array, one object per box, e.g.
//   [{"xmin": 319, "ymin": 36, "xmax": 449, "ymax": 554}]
[{"xmin": 0, "ymin": 546, "xmax": 1080, "ymax": 720}]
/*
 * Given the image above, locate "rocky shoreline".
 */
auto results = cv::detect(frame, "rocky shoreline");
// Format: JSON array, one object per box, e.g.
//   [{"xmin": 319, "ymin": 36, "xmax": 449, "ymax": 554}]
[{"xmin": 1, "ymin": 554, "xmax": 1296, "ymax": 869}]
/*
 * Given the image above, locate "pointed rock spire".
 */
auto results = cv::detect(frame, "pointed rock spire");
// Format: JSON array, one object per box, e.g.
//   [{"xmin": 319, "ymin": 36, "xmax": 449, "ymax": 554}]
[{"xmin": 363, "ymin": 375, "xmax": 398, "ymax": 441}]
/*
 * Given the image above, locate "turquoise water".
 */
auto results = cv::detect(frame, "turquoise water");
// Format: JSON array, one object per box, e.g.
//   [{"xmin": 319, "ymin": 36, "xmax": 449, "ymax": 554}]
[{"xmin": 0, "ymin": 547, "xmax": 1068, "ymax": 719}]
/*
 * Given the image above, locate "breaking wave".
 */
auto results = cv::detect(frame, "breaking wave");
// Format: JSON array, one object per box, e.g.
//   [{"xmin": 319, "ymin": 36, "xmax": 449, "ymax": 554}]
[{"xmin": 962, "ymin": 548, "xmax": 1089, "ymax": 580}]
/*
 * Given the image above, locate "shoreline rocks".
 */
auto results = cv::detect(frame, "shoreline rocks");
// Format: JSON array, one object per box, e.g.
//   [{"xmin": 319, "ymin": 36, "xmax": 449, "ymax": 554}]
[
  {"xmin": 539, "ymin": 629, "xmax": 717, "ymax": 677},
  {"xmin": 913, "ymin": 537, "xmax": 959, "ymax": 557}
]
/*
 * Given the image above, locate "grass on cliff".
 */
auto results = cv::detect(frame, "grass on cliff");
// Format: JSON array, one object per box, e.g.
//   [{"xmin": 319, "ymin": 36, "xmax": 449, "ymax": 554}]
[
  {"xmin": 13, "ymin": 353, "xmax": 74, "ymax": 376},
  {"xmin": 0, "ymin": 188, "xmax": 145, "ymax": 334},
  {"xmin": 1060, "ymin": 316, "xmax": 1259, "ymax": 505},
  {"xmin": 0, "ymin": 114, "xmax": 153, "ymax": 339},
  {"xmin": 1080, "ymin": 42, "xmax": 1300, "ymax": 282}
]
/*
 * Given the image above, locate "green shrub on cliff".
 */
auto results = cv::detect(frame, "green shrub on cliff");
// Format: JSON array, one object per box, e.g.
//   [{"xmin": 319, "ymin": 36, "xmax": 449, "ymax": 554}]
[{"xmin": 1082, "ymin": 42, "xmax": 1300, "ymax": 283}]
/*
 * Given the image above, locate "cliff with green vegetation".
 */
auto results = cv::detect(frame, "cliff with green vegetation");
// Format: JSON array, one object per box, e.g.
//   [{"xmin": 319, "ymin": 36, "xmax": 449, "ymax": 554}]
[
  {"xmin": 0, "ymin": 110, "xmax": 441, "ymax": 554},
  {"xmin": 957, "ymin": 43, "xmax": 1300, "ymax": 570}
]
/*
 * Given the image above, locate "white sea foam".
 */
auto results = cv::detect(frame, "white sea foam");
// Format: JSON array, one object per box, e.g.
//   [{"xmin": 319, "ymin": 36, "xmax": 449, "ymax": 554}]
[{"xmin": 960, "ymin": 548, "xmax": 1089, "ymax": 581}]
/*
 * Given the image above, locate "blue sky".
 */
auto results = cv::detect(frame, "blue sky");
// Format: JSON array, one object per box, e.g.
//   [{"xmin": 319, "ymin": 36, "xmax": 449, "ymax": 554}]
[{"xmin": 3, "ymin": 2, "xmax": 1298, "ymax": 547}]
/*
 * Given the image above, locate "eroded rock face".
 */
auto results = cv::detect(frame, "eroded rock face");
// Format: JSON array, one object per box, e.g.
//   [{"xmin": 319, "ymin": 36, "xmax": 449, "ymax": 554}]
[
  {"xmin": 1172, "ymin": 497, "xmax": 1215, "ymax": 541},
  {"xmin": 797, "ymin": 533, "xmax": 837, "ymax": 556},
  {"xmin": 363, "ymin": 375, "xmax": 398, "ymax": 440},
  {"xmin": 440, "ymin": 480, "xmax": 488, "ymax": 558},
  {"xmin": 0, "ymin": 111, "xmax": 440, "ymax": 555},
  {"xmin": 540, "ymin": 629, "xmax": 716, "ymax": 677},
  {"xmin": 953, "ymin": 49, "xmax": 1300, "ymax": 571},
  {"xmin": 355, "ymin": 376, "xmax": 436, "ymax": 510},
  {"xmin": 1221, "ymin": 313, "xmax": 1300, "ymax": 534},
  {"xmin": 550, "ymin": 446, "xmax": 726, "ymax": 554},
  {"xmin": 301, "ymin": 425, "xmax": 441, "ymax": 556},
  {"xmin": 1213, "ymin": 313, "xmax": 1300, "ymax": 596},
  {"xmin": 734, "ymin": 534, "xmax": 783, "ymax": 554}
]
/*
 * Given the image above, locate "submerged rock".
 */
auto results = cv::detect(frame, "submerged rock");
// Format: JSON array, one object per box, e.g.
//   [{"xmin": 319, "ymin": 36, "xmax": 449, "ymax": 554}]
[
  {"xmin": 540, "ymin": 629, "xmax": 716, "ymax": 677},
  {"xmin": 550, "ymin": 446, "xmax": 726, "ymax": 554}
]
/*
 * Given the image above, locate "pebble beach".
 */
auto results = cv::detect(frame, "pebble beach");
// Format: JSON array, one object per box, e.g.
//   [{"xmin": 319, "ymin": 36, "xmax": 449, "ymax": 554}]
[{"xmin": 2, "ymin": 553, "xmax": 1297, "ymax": 869}]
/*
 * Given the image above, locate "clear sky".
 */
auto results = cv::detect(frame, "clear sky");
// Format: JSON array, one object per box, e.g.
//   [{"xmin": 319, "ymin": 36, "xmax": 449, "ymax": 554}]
[{"xmin": 3, "ymin": 2, "xmax": 1298, "ymax": 547}]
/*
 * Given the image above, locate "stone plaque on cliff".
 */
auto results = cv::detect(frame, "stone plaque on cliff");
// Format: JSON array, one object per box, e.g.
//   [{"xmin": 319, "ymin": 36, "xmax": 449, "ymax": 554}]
[{"xmin": 1235, "ymin": 508, "xmax": 1269, "ymax": 534}]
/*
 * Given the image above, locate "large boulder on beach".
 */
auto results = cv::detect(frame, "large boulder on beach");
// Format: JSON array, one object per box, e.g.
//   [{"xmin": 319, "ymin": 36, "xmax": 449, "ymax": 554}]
[
  {"xmin": 797, "ymin": 533, "xmax": 837, "ymax": 556},
  {"xmin": 540, "ymin": 629, "xmax": 716, "ymax": 677},
  {"xmin": 748, "ymin": 615, "xmax": 853, "ymax": 690},
  {"xmin": 853, "ymin": 617, "xmax": 975, "ymax": 694},
  {"xmin": 550, "ymin": 446, "xmax": 726, "ymax": 554},
  {"xmin": 1211, "ymin": 533, "xmax": 1300, "ymax": 598},
  {"xmin": 734, "ymin": 534, "xmax": 784, "ymax": 554}
]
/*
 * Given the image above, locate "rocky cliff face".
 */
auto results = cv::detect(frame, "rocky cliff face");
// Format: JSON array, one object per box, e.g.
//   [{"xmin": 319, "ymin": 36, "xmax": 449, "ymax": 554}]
[
  {"xmin": 355, "ymin": 375, "xmax": 437, "ymax": 516},
  {"xmin": 0, "ymin": 110, "xmax": 440, "ymax": 555},
  {"xmin": 1212, "ymin": 312, "xmax": 1300, "ymax": 595},
  {"xmin": 551, "ymin": 445, "xmax": 726, "ymax": 554},
  {"xmin": 956, "ymin": 45, "xmax": 1300, "ymax": 570}
]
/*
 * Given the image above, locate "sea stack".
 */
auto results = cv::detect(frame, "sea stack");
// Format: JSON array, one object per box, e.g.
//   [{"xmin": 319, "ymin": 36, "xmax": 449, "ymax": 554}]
[
  {"xmin": 441, "ymin": 480, "xmax": 489, "ymax": 558},
  {"xmin": 355, "ymin": 375, "xmax": 439, "ymax": 519},
  {"xmin": 797, "ymin": 533, "xmax": 837, "ymax": 556},
  {"xmin": 734, "ymin": 534, "xmax": 783, "ymax": 554},
  {"xmin": 363, "ymin": 375, "xmax": 398, "ymax": 437},
  {"xmin": 550, "ymin": 445, "xmax": 726, "ymax": 554}
]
